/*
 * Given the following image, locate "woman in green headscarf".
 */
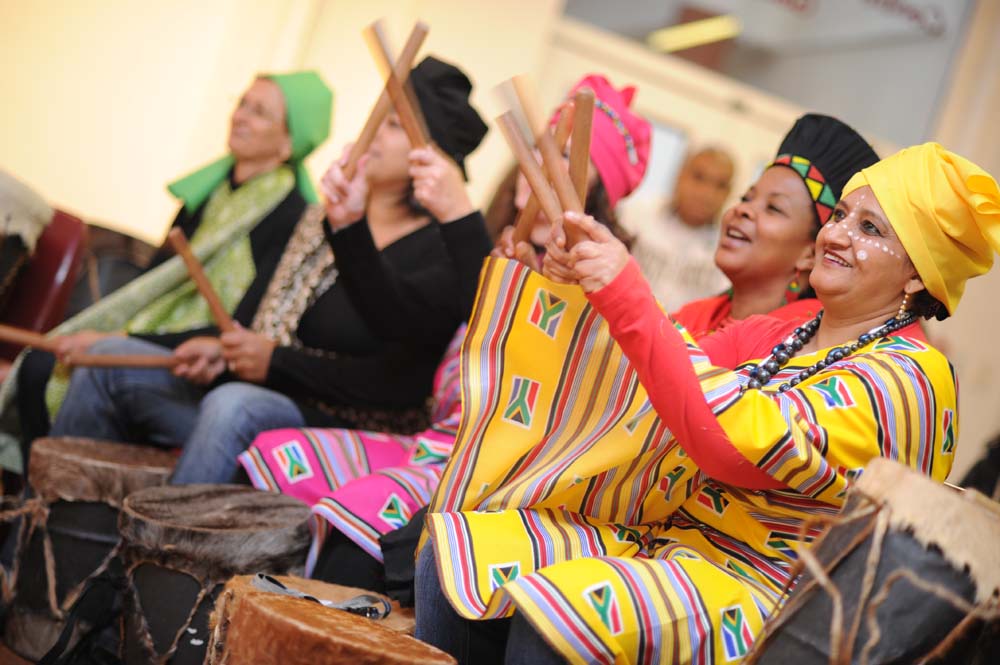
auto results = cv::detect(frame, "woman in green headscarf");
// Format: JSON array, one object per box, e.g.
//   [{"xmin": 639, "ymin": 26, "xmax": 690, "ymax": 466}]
[{"xmin": 9, "ymin": 71, "xmax": 332, "ymax": 470}]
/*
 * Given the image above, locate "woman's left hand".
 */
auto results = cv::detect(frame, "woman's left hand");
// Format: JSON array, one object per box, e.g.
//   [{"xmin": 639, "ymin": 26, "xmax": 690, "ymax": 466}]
[
  {"xmin": 220, "ymin": 324, "xmax": 277, "ymax": 383},
  {"xmin": 321, "ymin": 144, "xmax": 369, "ymax": 230},
  {"xmin": 409, "ymin": 146, "xmax": 474, "ymax": 222},
  {"xmin": 544, "ymin": 211, "xmax": 629, "ymax": 293}
]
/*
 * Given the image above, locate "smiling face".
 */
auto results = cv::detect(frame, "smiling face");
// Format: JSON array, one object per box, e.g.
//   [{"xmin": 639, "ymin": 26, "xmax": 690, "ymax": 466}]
[
  {"xmin": 714, "ymin": 165, "xmax": 817, "ymax": 288},
  {"xmin": 673, "ymin": 150, "xmax": 734, "ymax": 228},
  {"xmin": 228, "ymin": 78, "xmax": 291, "ymax": 163},
  {"xmin": 810, "ymin": 185, "xmax": 925, "ymax": 314}
]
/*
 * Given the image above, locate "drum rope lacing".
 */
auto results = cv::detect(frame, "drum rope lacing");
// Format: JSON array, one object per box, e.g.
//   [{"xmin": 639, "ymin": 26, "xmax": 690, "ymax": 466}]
[
  {"xmin": 744, "ymin": 497, "xmax": 1000, "ymax": 665},
  {"xmin": 123, "ymin": 558, "xmax": 216, "ymax": 663},
  {"xmin": 0, "ymin": 497, "xmax": 48, "ymax": 605}
]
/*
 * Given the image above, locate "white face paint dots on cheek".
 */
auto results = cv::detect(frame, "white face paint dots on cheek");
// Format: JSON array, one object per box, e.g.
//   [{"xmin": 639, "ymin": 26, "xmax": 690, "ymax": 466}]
[{"xmin": 840, "ymin": 195, "xmax": 899, "ymax": 260}]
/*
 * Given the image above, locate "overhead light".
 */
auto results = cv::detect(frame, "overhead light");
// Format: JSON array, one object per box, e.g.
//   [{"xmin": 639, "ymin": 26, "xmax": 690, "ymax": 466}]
[{"xmin": 646, "ymin": 15, "xmax": 742, "ymax": 53}]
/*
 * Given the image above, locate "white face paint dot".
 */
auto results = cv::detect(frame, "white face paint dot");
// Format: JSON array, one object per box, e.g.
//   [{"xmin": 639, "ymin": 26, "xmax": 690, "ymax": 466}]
[{"xmin": 857, "ymin": 249, "xmax": 868, "ymax": 261}]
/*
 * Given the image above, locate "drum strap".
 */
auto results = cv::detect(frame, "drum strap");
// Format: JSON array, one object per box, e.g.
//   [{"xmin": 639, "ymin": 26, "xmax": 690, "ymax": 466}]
[
  {"xmin": 251, "ymin": 573, "xmax": 393, "ymax": 620},
  {"xmin": 38, "ymin": 562, "xmax": 127, "ymax": 665}
]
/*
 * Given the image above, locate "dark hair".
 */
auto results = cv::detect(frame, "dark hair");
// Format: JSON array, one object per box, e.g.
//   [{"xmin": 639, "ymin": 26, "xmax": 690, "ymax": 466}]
[
  {"xmin": 586, "ymin": 179, "xmax": 632, "ymax": 250},
  {"xmin": 912, "ymin": 289, "xmax": 949, "ymax": 321},
  {"xmin": 405, "ymin": 181, "xmax": 432, "ymax": 219},
  {"xmin": 484, "ymin": 163, "xmax": 633, "ymax": 250},
  {"xmin": 796, "ymin": 217, "xmax": 823, "ymax": 301},
  {"xmin": 484, "ymin": 165, "xmax": 520, "ymax": 240}
]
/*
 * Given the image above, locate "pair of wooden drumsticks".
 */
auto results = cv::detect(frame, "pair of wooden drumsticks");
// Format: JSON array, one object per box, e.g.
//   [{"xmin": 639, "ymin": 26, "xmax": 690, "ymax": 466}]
[
  {"xmin": 0, "ymin": 19, "xmax": 593, "ymax": 369},
  {"xmin": 350, "ymin": 19, "xmax": 596, "ymax": 246},
  {"xmin": 348, "ymin": 16, "xmax": 598, "ymax": 248}
]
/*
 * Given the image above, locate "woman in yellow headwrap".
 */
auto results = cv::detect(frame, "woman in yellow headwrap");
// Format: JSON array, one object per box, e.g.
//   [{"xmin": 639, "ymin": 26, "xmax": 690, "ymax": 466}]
[{"xmin": 415, "ymin": 142, "xmax": 1000, "ymax": 664}]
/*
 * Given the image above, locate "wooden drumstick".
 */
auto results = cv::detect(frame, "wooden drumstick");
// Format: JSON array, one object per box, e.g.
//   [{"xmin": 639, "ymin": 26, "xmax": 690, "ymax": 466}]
[
  {"xmin": 68, "ymin": 354, "xmax": 180, "ymax": 369},
  {"xmin": 512, "ymin": 76, "xmax": 583, "ymax": 216},
  {"xmin": 497, "ymin": 112, "xmax": 563, "ymax": 231},
  {"xmin": 344, "ymin": 22, "xmax": 429, "ymax": 179},
  {"xmin": 362, "ymin": 20, "xmax": 430, "ymax": 150},
  {"xmin": 569, "ymin": 88, "xmax": 595, "ymax": 207},
  {"xmin": 0, "ymin": 323, "xmax": 57, "ymax": 354},
  {"xmin": 166, "ymin": 228, "xmax": 236, "ymax": 333},
  {"xmin": 0, "ymin": 323, "xmax": 178, "ymax": 369},
  {"xmin": 512, "ymin": 102, "xmax": 575, "ymax": 245},
  {"xmin": 511, "ymin": 76, "xmax": 586, "ymax": 248}
]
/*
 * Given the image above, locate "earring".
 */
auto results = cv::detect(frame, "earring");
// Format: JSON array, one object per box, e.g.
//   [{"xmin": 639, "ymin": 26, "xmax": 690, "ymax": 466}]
[
  {"xmin": 896, "ymin": 293, "xmax": 912, "ymax": 320},
  {"xmin": 782, "ymin": 277, "xmax": 803, "ymax": 305}
]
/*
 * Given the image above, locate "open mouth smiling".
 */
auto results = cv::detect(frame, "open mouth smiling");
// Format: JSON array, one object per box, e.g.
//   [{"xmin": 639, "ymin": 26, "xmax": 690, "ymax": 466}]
[
  {"xmin": 823, "ymin": 250, "xmax": 852, "ymax": 268},
  {"xmin": 723, "ymin": 226, "xmax": 750, "ymax": 244}
]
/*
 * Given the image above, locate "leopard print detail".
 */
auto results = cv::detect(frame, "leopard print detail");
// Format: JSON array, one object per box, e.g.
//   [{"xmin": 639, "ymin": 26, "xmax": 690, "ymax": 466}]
[{"xmin": 251, "ymin": 204, "xmax": 338, "ymax": 345}]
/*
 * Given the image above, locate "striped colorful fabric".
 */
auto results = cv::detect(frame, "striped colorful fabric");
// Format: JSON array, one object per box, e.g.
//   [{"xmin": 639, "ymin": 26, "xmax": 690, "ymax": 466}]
[
  {"xmin": 425, "ymin": 257, "xmax": 957, "ymax": 665},
  {"xmin": 239, "ymin": 325, "xmax": 465, "ymax": 568}
]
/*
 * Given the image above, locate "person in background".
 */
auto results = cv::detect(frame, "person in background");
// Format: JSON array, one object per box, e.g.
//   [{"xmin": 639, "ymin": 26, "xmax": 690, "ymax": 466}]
[{"xmin": 622, "ymin": 147, "xmax": 734, "ymax": 311}]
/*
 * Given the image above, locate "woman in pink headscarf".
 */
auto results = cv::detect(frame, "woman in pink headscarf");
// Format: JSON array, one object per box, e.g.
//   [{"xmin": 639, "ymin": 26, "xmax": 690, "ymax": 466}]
[{"xmin": 493, "ymin": 74, "xmax": 651, "ymax": 268}]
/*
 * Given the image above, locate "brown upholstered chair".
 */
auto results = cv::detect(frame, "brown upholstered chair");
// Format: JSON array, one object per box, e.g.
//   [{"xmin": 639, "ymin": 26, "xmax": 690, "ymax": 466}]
[{"xmin": 0, "ymin": 210, "xmax": 88, "ymax": 363}]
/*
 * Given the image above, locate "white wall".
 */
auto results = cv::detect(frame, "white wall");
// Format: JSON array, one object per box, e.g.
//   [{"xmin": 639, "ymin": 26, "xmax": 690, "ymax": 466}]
[{"xmin": 0, "ymin": 0, "xmax": 313, "ymax": 243}]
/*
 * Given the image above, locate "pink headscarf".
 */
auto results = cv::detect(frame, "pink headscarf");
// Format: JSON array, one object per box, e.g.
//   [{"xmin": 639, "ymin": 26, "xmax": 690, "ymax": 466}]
[{"xmin": 557, "ymin": 74, "xmax": 652, "ymax": 208}]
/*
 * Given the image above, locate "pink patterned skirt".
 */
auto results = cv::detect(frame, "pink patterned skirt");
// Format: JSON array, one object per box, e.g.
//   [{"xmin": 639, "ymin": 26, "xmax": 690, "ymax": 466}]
[{"xmin": 239, "ymin": 327, "xmax": 464, "ymax": 571}]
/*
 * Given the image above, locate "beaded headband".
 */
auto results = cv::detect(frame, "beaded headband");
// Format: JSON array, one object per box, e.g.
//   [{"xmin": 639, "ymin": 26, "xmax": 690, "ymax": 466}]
[
  {"xmin": 770, "ymin": 153, "xmax": 839, "ymax": 225},
  {"xmin": 594, "ymin": 98, "xmax": 639, "ymax": 166}
]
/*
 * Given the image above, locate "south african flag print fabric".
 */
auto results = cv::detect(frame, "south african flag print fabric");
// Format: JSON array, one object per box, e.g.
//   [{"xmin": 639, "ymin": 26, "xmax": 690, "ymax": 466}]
[
  {"xmin": 425, "ymin": 257, "xmax": 958, "ymax": 664},
  {"xmin": 240, "ymin": 326, "xmax": 465, "ymax": 567}
]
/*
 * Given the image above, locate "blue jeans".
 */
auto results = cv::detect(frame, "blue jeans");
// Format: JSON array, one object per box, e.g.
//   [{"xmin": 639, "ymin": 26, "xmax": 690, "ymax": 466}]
[
  {"xmin": 50, "ymin": 337, "xmax": 306, "ymax": 484},
  {"xmin": 414, "ymin": 544, "xmax": 566, "ymax": 665}
]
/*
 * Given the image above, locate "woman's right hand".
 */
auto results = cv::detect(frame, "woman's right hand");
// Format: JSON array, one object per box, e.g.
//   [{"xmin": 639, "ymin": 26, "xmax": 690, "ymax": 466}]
[
  {"xmin": 492, "ymin": 226, "xmax": 543, "ymax": 272},
  {"xmin": 52, "ymin": 330, "xmax": 119, "ymax": 362},
  {"xmin": 321, "ymin": 144, "xmax": 369, "ymax": 230},
  {"xmin": 545, "ymin": 212, "xmax": 630, "ymax": 293},
  {"xmin": 172, "ymin": 336, "xmax": 225, "ymax": 385}
]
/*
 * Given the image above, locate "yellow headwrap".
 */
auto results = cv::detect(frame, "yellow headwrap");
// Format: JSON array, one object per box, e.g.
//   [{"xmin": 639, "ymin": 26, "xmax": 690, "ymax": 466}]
[{"xmin": 842, "ymin": 142, "xmax": 1000, "ymax": 315}]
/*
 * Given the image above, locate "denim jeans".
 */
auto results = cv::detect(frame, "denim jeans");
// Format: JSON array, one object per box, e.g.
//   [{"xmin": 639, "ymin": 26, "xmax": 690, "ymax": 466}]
[
  {"xmin": 50, "ymin": 337, "xmax": 306, "ymax": 484},
  {"xmin": 414, "ymin": 544, "xmax": 566, "ymax": 665}
]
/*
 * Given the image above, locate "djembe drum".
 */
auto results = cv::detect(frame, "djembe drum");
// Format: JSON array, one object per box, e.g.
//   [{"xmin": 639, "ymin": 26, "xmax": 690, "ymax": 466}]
[
  {"xmin": 748, "ymin": 457, "xmax": 1000, "ymax": 664},
  {"xmin": 118, "ymin": 484, "xmax": 311, "ymax": 665},
  {"xmin": 205, "ymin": 574, "xmax": 454, "ymax": 664},
  {"xmin": 4, "ymin": 437, "xmax": 176, "ymax": 660}
]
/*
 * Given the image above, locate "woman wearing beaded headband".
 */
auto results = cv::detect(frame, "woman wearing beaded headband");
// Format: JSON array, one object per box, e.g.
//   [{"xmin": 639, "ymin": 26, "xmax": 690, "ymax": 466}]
[
  {"xmin": 416, "ymin": 142, "xmax": 999, "ymax": 664},
  {"xmin": 671, "ymin": 113, "xmax": 881, "ymax": 337}
]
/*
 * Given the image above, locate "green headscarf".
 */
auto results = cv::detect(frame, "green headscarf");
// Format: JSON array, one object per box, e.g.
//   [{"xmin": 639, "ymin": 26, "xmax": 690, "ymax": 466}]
[{"xmin": 167, "ymin": 70, "xmax": 333, "ymax": 212}]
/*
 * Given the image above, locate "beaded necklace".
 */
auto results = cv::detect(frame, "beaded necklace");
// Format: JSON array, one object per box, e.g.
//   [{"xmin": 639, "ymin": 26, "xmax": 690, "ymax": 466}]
[{"xmin": 743, "ymin": 310, "xmax": 918, "ymax": 393}]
